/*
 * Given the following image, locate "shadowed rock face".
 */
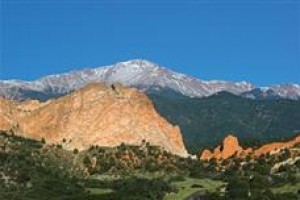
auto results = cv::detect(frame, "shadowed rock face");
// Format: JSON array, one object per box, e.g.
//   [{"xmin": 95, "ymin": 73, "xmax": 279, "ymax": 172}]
[
  {"xmin": 0, "ymin": 83, "xmax": 188, "ymax": 157},
  {"xmin": 200, "ymin": 134, "xmax": 300, "ymax": 161}
]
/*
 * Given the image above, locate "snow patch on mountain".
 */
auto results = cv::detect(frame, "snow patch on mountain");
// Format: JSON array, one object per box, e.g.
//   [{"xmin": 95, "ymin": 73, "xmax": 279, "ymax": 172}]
[{"xmin": 0, "ymin": 59, "xmax": 299, "ymax": 100}]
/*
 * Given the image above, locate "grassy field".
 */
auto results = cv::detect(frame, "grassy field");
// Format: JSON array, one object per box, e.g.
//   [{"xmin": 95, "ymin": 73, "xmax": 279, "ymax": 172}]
[
  {"xmin": 86, "ymin": 188, "xmax": 114, "ymax": 195},
  {"xmin": 165, "ymin": 178, "xmax": 225, "ymax": 200},
  {"xmin": 85, "ymin": 176, "xmax": 225, "ymax": 200}
]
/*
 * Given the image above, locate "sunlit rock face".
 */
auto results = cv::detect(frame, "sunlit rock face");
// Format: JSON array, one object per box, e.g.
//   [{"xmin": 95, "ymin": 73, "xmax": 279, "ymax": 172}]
[
  {"xmin": 200, "ymin": 134, "xmax": 247, "ymax": 160},
  {"xmin": 200, "ymin": 134, "xmax": 300, "ymax": 161},
  {"xmin": 0, "ymin": 83, "xmax": 188, "ymax": 157},
  {"xmin": 254, "ymin": 135, "xmax": 300, "ymax": 157},
  {"xmin": 200, "ymin": 149, "xmax": 213, "ymax": 161}
]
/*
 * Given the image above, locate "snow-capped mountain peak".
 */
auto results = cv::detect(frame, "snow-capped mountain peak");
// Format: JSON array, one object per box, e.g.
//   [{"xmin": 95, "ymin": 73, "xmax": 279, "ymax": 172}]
[{"xmin": 0, "ymin": 59, "xmax": 299, "ymax": 100}]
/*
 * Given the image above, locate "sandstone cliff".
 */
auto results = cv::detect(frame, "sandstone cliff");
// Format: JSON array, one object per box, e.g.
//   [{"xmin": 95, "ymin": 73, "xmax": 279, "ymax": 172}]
[
  {"xmin": 200, "ymin": 134, "xmax": 251, "ymax": 160},
  {"xmin": 254, "ymin": 135, "xmax": 300, "ymax": 157},
  {"xmin": 200, "ymin": 134, "xmax": 300, "ymax": 161},
  {"xmin": 0, "ymin": 83, "xmax": 188, "ymax": 157}
]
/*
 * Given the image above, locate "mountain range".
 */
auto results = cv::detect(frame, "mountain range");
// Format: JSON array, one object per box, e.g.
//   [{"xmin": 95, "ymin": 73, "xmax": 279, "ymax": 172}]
[
  {"xmin": 1, "ymin": 59, "xmax": 300, "ymax": 154},
  {"xmin": 1, "ymin": 59, "xmax": 300, "ymax": 101}
]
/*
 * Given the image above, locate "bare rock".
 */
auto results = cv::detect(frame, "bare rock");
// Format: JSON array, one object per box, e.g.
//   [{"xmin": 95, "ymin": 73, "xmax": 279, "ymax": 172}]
[{"xmin": 0, "ymin": 83, "xmax": 188, "ymax": 157}]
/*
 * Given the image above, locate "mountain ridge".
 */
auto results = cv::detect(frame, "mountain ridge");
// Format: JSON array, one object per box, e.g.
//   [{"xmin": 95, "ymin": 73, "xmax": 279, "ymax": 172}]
[{"xmin": 1, "ymin": 59, "xmax": 299, "ymax": 100}]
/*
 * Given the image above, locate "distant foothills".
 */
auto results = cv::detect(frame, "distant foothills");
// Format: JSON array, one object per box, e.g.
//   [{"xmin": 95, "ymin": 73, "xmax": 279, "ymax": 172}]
[{"xmin": 1, "ymin": 59, "xmax": 300, "ymax": 154}]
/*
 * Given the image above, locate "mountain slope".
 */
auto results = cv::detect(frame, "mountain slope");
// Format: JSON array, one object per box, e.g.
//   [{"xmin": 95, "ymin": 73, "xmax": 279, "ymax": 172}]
[
  {"xmin": 149, "ymin": 91, "xmax": 300, "ymax": 153},
  {"xmin": 3, "ymin": 59, "xmax": 299, "ymax": 100},
  {"xmin": 0, "ymin": 83, "xmax": 188, "ymax": 156}
]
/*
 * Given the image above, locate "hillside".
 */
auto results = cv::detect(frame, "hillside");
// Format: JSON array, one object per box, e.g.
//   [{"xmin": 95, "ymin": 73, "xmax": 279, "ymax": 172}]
[
  {"xmin": 1, "ymin": 130, "xmax": 299, "ymax": 200},
  {"xmin": 149, "ymin": 91, "xmax": 300, "ymax": 153}
]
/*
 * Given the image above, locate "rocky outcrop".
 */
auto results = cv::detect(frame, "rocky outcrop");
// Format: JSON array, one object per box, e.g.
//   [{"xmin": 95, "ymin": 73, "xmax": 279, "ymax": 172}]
[
  {"xmin": 0, "ymin": 83, "xmax": 188, "ymax": 157},
  {"xmin": 200, "ymin": 134, "xmax": 250, "ymax": 160},
  {"xmin": 254, "ymin": 135, "xmax": 300, "ymax": 157},
  {"xmin": 200, "ymin": 149, "xmax": 213, "ymax": 160},
  {"xmin": 200, "ymin": 134, "xmax": 300, "ymax": 161},
  {"xmin": 221, "ymin": 135, "xmax": 244, "ymax": 159}
]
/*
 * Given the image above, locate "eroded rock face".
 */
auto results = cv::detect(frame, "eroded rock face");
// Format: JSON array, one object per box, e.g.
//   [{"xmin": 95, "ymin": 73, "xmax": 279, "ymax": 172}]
[
  {"xmin": 0, "ymin": 83, "xmax": 188, "ymax": 157},
  {"xmin": 0, "ymin": 98, "xmax": 13, "ymax": 130},
  {"xmin": 200, "ymin": 134, "xmax": 300, "ymax": 160},
  {"xmin": 200, "ymin": 149, "xmax": 213, "ymax": 161},
  {"xmin": 254, "ymin": 135, "xmax": 300, "ymax": 157},
  {"xmin": 200, "ymin": 134, "xmax": 248, "ymax": 160},
  {"xmin": 222, "ymin": 135, "xmax": 244, "ymax": 159}
]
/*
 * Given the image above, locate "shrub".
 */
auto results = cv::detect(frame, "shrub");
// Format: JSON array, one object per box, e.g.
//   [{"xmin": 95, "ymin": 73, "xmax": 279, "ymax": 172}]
[{"xmin": 73, "ymin": 148, "xmax": 79, "ymax": 154}]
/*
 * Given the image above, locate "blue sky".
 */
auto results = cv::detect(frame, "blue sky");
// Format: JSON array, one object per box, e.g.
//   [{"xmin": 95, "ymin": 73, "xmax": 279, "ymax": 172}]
[{"xmin": 1, "ymin": 0, "xmax": 299, "ymax": 86}]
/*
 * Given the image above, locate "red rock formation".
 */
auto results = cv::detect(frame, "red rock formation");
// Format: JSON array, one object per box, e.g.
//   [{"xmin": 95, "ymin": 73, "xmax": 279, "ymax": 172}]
[
  {"xmin": 200, "ymin": 134, "xmax": 300, "ymax": 161},
  {"xmin": 0, "ymin": 98, "xmax": 13, "ymax": 130},
  {"xmin": 200, "ymin": 149, "xmax": 213, "ymax": 161},
  {"xmin": 213, "ymin": 146, "xmax": 222, "ymax": 160},
  {"xmin": 0, "ymin": 83, "xmax": 188, "ymax": 157},
  {"xmin": 221, "ymin": 135, "xmax": 244, "ymax": 159},
  {"xmin": 200, "ymin": 134, "xmax": 249, "ymax": 160},
  {"xmin": 254, "ymin": 135, "xmax": 300, "ymax": 157}
]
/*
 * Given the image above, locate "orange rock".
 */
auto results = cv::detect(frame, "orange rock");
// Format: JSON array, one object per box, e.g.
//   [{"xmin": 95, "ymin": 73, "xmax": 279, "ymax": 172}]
[
  {"xmin": 214, "ymin": 146, "xmax": 222, "ymax": 160},
  {"xmin": 254, "ymin": 135, "xmax": 300, "ymax": 157},
  {"xmin": 199, "ymin": 134, "xmax": 300, "ymax": 161},
  {"xmin": 201, "ymin": 135, "xmax": 245, "ymax": 160},
  {"xmin": 221, "ymin": 134, "xmax": 243, "ymax": 159},
  {"xmin": 243, "ymin": 147, "xmax": 253, "ymax": 156},
  {"xmin": 200, "ymin": 149, "xmax": 213, "ymax": 161},
  {"xmin": 0, "ymin": 83, "xmax": 188, "ymax": 157}
]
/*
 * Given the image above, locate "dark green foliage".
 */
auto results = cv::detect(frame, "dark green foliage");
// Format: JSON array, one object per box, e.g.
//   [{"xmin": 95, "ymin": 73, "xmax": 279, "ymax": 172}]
[
  {"xmin": 215, "ymin": 174, "xmax": 299, "ymax": 200},
  {"xmin": 169, "ymin": 175, "xmax": 186, "ymax": 182},
  {"xmin": 149, "ymin": 91, "xmax": 300, "ymax": 153},
  {"xmin": 83, "ymin": 156, "xmax": 91, "ymax": 166},
  {"xmin": 226, "ymin": 176, "xmax": 250, "ymax": 199},
  {"xmin": 86, "ymin": 177, "xmax": 177, "ymax": 200},
  {"xmin": 191, "ymin": 184, "xmax": 203, "ymax": 188},
  {"xmin": 0, "ymin": 132, "xmax": 89, "ymax": 200},
  {"xmin": 1, "ymin": 131, "xmax": 299, "ymax": 200},
  {"xmin": 83, "ymin": 143, "xmax": 189, "ymax": 175},
  {"xmin": 73, "ymin": 148, "xmax": 79, "ymax": 154}
]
